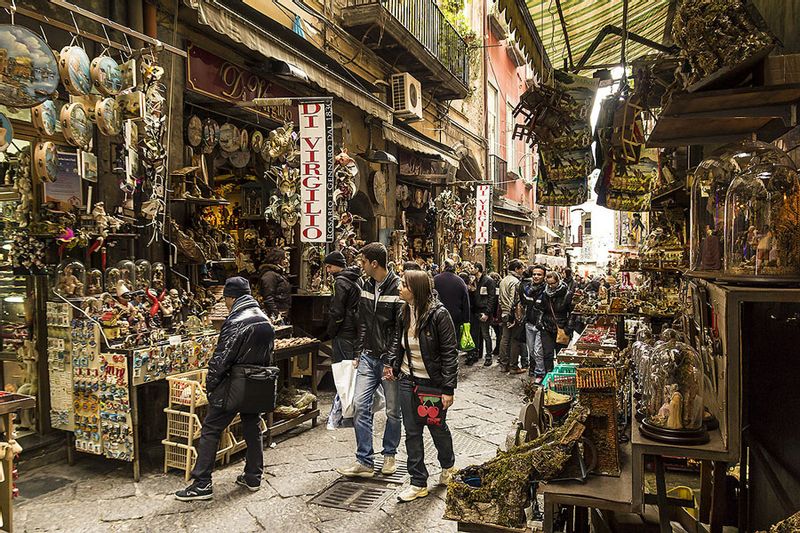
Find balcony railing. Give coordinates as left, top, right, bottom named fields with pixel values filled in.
left=490, top=154, right=508, bottom=195
left=343, top=0, right=470, bottom=98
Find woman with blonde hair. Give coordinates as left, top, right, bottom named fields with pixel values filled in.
left=394, top=270, right=459, bottom=502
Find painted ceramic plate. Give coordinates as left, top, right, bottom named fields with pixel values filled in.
left=33, top=141, right=58, bottom=182
left=251, top=131, right=264, bottom=152
left=90, top=55, right=122, bottom=96
left=60, top=102, right=93, bottom=148
left=187, top=115, right=202, bottom=147
left=58, top=45, right=92, bottom=96
left=0, top=25, right=59, bottom=108
left=229, top=150, right=250, bottom=168
left=0, top=113, right=12, bottom=152
left=240, top=129, right=249, bottom=152
left=219, top=123, right=240, bottom=152
left=202, top=118, right=219, bottom=152
left=32, top=100, right=58, bottom=136
left=95, top=97, right=122, bottom=136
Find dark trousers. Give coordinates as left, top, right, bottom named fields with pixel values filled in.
left=499, top=321, right=523, bottom=369
left=398, top=377, right=455, bottom=488
left=540, top=329, right=565, bottom=377
left=470, top=316, right=492, bottom=360
left=491, top=324, right=502, bottom=355
left=191, top=406, right=263, bottom=485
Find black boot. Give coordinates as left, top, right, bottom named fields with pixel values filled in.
left=483, top=358, right=493, bottom=367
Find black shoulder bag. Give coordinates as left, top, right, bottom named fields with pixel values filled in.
left=213, top=364, right=280, bottom=414
left=404, top=323, right=447, bottom=427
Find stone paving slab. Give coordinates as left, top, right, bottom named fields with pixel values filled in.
left=18, top=363, right=525, bottom=532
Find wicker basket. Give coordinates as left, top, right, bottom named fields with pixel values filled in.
left=163, top=432, right=232, bottom=481
left=167, top=370, right=208, bottom=411
left=164, top=408, right=204, bottom=443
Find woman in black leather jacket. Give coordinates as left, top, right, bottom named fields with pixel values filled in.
left=393, top=270, right=458, bottom=502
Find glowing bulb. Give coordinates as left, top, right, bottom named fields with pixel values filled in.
left=611, top=66, right=626, bottom=79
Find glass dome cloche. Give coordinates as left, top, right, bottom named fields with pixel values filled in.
left=53, top=260, right=86, bottom=298
left=724, top=164, right=800, bottom=279
left=134, top=260, right=151, bottom=291
left=690, top=140, right=796, bottom=274
left=86, top=268, right=103, bottom=296
left=116, top=260, right=136, bottom=293
left=640, top=328, right=708, bottom=445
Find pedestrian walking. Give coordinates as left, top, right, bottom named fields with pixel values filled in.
left=498, top=260, right=525, bottom=374
left=434, top=259, right=470, bottom=349
left=540, top=271, right=574, bottom=376
left=519, top=265, right=547, bottom=382
left=337, top=243, right=403, bottom=478
left=175, top=277, right=274, bottom=501
left=488, top=271, right=502, bottom=360
left=324, top=251, right=362, bottom=429
left=395, top=270, right=458, bottom=502
left=468, top=263, right=496, bottom=366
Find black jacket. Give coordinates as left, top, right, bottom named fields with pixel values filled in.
left=393, top=300, right=458, bottom=395
left=259, top=264, right=291, bottom=316
left=327, top=266, right=362, bottom=340
left=433, top=271, right=470, bottom=326
left=356, top=270, right=403, bottom=366
left=519, top=279, right=545, bottom=326
left=473, top=273, right=496, bottom=317
left=540, top=283, right=573, bottom=335
left=206, top=295, right=275, bottom=402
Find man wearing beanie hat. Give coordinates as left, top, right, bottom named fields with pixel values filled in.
left=324, top=251, right=362, bottom=429
left=176, top=276, right=274, bottom=501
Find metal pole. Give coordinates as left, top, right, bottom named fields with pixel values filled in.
left=554, top=0, right=574, bottom=71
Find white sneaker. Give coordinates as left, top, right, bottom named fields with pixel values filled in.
left=336, top=461, right=374, bottom=478
left=381, top=456, right=397, bottom=475
left=439, top=466, right=457, bottom=486
left=398, top=484, right=428, bottom=502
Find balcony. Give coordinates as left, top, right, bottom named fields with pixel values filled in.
left=489, top=154, right=508, bottom=195
left=341, top=0, right=470, bottom=100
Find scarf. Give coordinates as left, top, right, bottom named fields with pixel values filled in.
left=228, top=294, right=261, bottom=318
left=545, top=281, right=566, bottom=298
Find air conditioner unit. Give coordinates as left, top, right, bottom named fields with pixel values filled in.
left=390, top=73, right=423, bottom=121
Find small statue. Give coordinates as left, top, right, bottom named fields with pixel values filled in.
left=666, top=390, right=684, bottom=429
left=58, top=265, right=84, bottom=297
left=86, top=270, right=103, bottom=296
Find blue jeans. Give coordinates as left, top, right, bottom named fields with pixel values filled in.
left=526, top=323, right=545, bottom=377
left=353, top=353, right=401, bottom=467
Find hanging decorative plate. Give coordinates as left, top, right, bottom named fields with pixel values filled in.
left=58, top=45, right=92, bottom=96
left=229, top=150, right=251, bottom=168
left=187, top=115, right=202, bottom=147
left=60, top=102, right=92, bottom=149
left=33, top=141, right=58, bottom=182
left=90, top=55, right=122, bottom=96
left=251, top=131, right=264, bottom=153
left=240, top=129, right=249, bottom=152
left=202, top=118, right=219, bottom=152
left=95, top=97, right=122, bottom=136
left=32, top=100, right=58, bottom=136
left=0, top=113, right=12, bottom=153
left=0, top=25, right=59, bottom=107
left=219, top=123, right=240, bottom=152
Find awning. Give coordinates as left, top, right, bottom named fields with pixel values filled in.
left=382, top=123, right=460, bottom=168
left=495, top=211, right=532, bottom=226
left=498, top=0, right=671, bottom=71
left=536, top=224, right=559, bottom=238
left=185, top=0, right=393, bottom=122
left=494, top=199, right=533, bottom=227
left=534, top=254, right=567, bottom=268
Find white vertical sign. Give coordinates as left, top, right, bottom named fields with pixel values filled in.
left=299, top=100, right=334, bottom=242
left=475, top=184, right=492, bottom=244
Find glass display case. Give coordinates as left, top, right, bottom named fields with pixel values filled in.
left=116, top=260, right=136, bottom=292
left=86, top=268, right=103, bottom=296
left=134, top=260, right=151, bottom=291
left=53, top=260, right=86, bottom=298
left=151, top=262, right=165, bottom=292
left=724, top=164, right=800, bottom=279
left=105, top=267, right=121, bottom=293
left=640, top=328, right=708, bottom=444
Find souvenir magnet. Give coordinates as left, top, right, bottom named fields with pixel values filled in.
left=0, top=113, right=12, bottom=153
left=95, top=97, right=122, bottom=136
left=0, top=25, right=59, bottom=107
left=187, top=115, right=202, bottom=147
left=58, top=45, right=93, bottom=96
left=60, top=102, right=92, bottom=149
left=33, top=141, right=58, bottom=182
left=90, top=55, right=123, bottom=96
left=32, top=100, right=58, bottom=136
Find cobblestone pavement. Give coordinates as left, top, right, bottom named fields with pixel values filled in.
left=17, top=359, right=527, bottom=532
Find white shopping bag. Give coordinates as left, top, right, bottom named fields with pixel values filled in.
left=333, top=360, right=388, bottom=419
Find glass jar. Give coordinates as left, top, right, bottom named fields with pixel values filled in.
left=640, top=328, right=708, bottom=444
left=105, top=267, right=121, bottom=293
left=151, top=262, right=166, bottom=292
left=116, top=260, right=136, bottom=292
left=724, top=164, right=800, bottom=278
left=134, top=260, right=151, bottom=291
left=53, top=260, right=86, bottom=298
left=86, top=268, right=103, bottom=296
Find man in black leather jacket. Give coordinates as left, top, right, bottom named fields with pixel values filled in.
left=337, top=243, right=404, bottom=479
left=469, top=262, right=496, bottom=366
left=176, top=277, right=274, bottom=501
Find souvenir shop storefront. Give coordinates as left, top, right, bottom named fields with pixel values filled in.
left=490, top=200, right=533, bottom=273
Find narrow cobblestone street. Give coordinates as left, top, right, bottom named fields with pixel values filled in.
left=17, top=361, right=525, bottom=532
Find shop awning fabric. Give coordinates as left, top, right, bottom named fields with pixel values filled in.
left=497, top=0, right=671, bottom=71
left=536, top=223, right=559, bottom=238
left=382, top=123, right=461, bottom=168
left=185, top=0, right=394, bottom=122
left=494, top=198, right=533, bottom=226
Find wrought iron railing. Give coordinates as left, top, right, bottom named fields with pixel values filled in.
left=349, top=0, right=470, bottom=88
left=490, top=154, right=508, bottom=194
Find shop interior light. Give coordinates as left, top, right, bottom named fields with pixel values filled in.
left=3, top=296, right=24, bottom=303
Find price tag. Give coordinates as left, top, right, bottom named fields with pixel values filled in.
left=168, top=335, right=182, bottom=346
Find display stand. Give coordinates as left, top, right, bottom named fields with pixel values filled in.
left=0, top=394, right=36, bottom=533
left=265, top=341, right=320, bottom=446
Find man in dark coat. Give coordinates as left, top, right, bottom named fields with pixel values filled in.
left=468, top=262, right=496, bottom=366
left=176, top=277, right=274, bottom=501
left=324, top=250, right=362, bottom=429
left=258, top=248, right=291, bottom=318
left=433, top=259, right=470, bottom=337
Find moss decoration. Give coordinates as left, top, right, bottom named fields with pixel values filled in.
left=444, top=403, right=590, bottom=529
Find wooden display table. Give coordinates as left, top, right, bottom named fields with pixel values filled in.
left=265, top=341, right=320, bottom=445
left=0, top=393, right=36, bottom=533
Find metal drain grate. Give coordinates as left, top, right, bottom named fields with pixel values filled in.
left=310, top=481, right=395, bottom=512
left=372, top=456, right=409, bottom=484
left=423, top=429, right=496, bottom=459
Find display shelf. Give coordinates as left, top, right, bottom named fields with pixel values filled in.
left=265, top=408, right=320, bottom=439
left=631, top=414, right=730, bottom=461
left=541, top=441, right=633, bottom=532
left=647, top=84, right=800, bottom=147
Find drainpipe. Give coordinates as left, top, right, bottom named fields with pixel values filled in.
left=143, top=1, right=158, bottom=38
left=128, top=0, right=144, bottom=46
